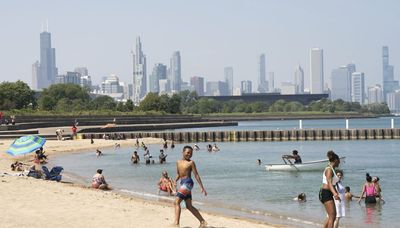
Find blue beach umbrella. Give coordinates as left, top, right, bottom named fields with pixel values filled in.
left=6, top=135, right=46, bottom=156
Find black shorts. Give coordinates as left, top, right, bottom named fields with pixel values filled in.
left=365, top=196, right=377, bottom=204
left=319, top=188, right=333, bottom=203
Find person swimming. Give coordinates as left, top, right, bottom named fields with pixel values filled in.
left=96, top=149, right=103, bottom=157
left=294, top=193, right=307, bottom=202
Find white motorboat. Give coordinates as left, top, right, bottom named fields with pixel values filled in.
left=265, top=157, right=346, bottom=172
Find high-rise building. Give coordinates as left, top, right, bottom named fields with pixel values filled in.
left=132, top=36, right=147, bottom=103
left=368, top=84, right=383, bottom=104
left=102, top=75, right=124, bottom=94
left=268, top=72, right=275, bottom=92
left=149, top=63, right=167, bottom=93
left=80, top=76, right=92, bottom=89
left=351, top=72, right=365, bottom=104
left=159, top=79, right=170, bottom=94
left=257, top=54, right=268, bottom=93
left=241, top=80, right=252, bottom=94
left=281, top=82, right=296, bottom=94
left=169, top=51, right=181, bottom=92
left=32, top=61, right=40, bottom=90
left=387, top=90, right=400, bottom=113
left=310, top=48, right=324, bottom=94
left=37, top=26, right=58, bottom=89
left=331, top=66, right=352, bottom=101
left=206, top=81, right=228, bottom=96
left=382, top=46, right=398, bottom=101
left=74, top=67, right=89, bottom=76
left=56, top=72, right=81, bottom=85
left=294, top=64, right=304, bottom=94
left=190, top=76, right=204, bottom=96
left=224, top=67, right=233, bottom=95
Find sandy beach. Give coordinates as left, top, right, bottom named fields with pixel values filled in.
left=0, top=139, right=278, bottom=228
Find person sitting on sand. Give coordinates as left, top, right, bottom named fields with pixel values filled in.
left=10, top=161, right=24, bottom=171
left=159, top=150, right=167, bottom=164
left=294, top=193, right=307, bottom=202
left=131, top=151, right=140, bottom=164
left=158, top=171, right=176, bottom=196
left=96, top=149, right=103, bottom=157
left=174, top=146, right=207, bottom=227
left=211, top=143, right=220, bottom=152
left=282, top=150, right=302, bottom=164
left=92, top=169, right=109, bottom=190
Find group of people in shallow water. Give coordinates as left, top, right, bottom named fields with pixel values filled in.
left=319, top=150, right=383, bottom=228
left=91, top=144, right=208, bottom=227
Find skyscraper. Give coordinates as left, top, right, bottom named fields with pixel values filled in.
left=257, top=54, right=268, bottom=93
left=169, top=51, right=181, bottom=92
left=74, top=67, right=89, bottom=76
left=241, top=80, right=252, bottom=94
left=37, top=26, right=58, bottom=89
left=331, top=65, right=352, bottom=101
left=149, top=63, right=167, bottom=93
left=368, top=84, right=383, bottom=104
left=310, top=48, right=324, bottom=94
left=351, top=72, right=365, bottom=104
left=382, top=46, right=398, bottom=101
left=190, top=76, right=204, bottom=96
left=32, top=61, right=40, bottom=90
left=132, top=37, right=147, bottom=103
left=224, top=67, right=233, bottom=95
left=268, top=72, right=275, bottom=92
left=206, top=81, right=228, bottom=96
left=294, top=64, right=304, bottom=94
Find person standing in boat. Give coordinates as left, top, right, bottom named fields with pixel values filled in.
left=282, top=150, right=302, bottom=164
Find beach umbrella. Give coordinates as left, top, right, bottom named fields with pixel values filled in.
left=6, top=135, right=46, bottom=156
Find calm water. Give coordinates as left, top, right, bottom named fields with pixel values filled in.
left=52, top=119, right=400, bottom=227
left=165, top=116, right=400, bottom=132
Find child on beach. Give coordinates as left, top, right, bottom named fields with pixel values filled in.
left=174, top=146, right=207, bottom=227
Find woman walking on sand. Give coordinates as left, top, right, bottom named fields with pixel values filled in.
left=319, top=151, right=341, bottom=228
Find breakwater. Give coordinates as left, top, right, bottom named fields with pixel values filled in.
left=79, top=128, right=400, bottom=142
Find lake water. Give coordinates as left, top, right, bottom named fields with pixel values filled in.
left=165, top=116, right=400, bottom=132
left=52, top=119, right=400, bottom=228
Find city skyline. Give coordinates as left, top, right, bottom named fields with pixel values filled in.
left=1, top=0, right=400, bottom=90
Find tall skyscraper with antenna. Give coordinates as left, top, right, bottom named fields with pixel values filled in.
left=132, top=37, right=147, bottom=103
left=35, top=21, right=58, bottom=89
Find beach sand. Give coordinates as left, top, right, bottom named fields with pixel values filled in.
left=0, top=139, right=278, bottom=228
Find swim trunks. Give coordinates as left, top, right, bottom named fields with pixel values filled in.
left=319, top=188, right=333, bottom=203
left=177, top=178, right=194, bottom=200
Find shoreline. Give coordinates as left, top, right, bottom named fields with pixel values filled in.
left=0, top=138, right=280, bottom=228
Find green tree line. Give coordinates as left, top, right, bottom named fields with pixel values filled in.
left=0, top=81, right=390, bottom=115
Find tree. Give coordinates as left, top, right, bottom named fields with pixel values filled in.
left=168, top=94, right=182, bottom=114
left=38, top=84, right=90, bottom=110
left=0, top=81, right=36, bottom=110
left=91, top=95, right=117, bottom=110
left=139, top=93, right=160, bottom=111
left=125, top=99, right=134, bottom=112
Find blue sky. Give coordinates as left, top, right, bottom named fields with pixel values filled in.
left=0, top=0, right=399, bottom=89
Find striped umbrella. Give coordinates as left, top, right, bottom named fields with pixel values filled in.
left=6, top=135, right=46, bottom=156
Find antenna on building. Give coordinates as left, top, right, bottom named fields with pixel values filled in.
left=46, top=19, right=49, bottom=32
